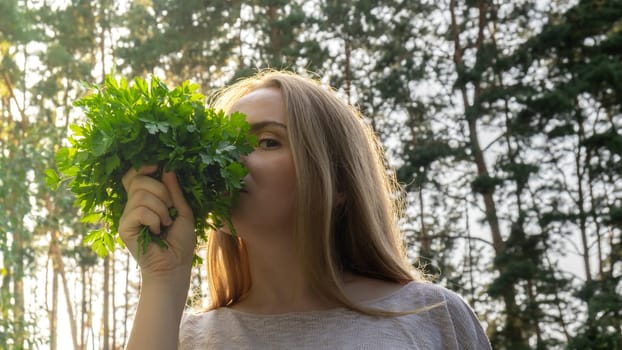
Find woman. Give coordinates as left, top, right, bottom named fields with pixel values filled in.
left=119, top=70, right=491, bottom=349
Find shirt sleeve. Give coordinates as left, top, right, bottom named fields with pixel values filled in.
left=442, top=289, right=492, bottom=350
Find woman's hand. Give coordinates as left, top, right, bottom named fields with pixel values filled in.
left=119, top=165, right=195, bottom=350
left=118, top=164, right=196, bottom=281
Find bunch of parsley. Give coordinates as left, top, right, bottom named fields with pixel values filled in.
left=47, top=75, right=254, bottom=264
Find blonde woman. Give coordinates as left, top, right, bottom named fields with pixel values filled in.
left=119, top=70, right=491, bottom=349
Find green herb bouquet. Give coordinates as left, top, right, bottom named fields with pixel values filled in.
left=47, top=75, right=255, bottom=264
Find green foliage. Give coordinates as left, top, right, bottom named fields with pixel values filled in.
left=116, top=0, right=242, bottom=89
left=569, top=278, right=622, bottom=350
left=470, top=174, right=504, bottom=195
left=49, top=74, right=255, bottom=262
left=0, top=0, right=34, bottom=44
left=499, top=162, right=539, bottom=191
left=583, top=128, right=622, bottom=155
left=489, top=221, right=544, bottom=296
left=608, top=206, right=622, bottom=226
left=231, top=0, right=322, bottom=74
left=489, top=1, right=622, bottom=348
left=398, top=137, right=466, bottom=188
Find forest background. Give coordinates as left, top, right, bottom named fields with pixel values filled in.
left=1, top=0, right=621, bottom=349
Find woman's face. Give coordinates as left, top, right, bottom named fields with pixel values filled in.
left=229, top=87, right=296, bottom=238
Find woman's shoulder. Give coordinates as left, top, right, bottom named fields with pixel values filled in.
left=342, top=273, right=460, bottom=301
left=361, top=279, right=458, bottom=307
left=181, top=306, right=228, bottom=328
left=372, top=280, right=482, bottom=322
left=368, top=281, right=491, bottom=349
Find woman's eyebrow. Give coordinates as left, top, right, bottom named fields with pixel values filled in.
left=249, top=121, right=287, bottom=133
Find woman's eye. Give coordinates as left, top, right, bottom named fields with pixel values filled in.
left=258, top=138, right=280, bottom=149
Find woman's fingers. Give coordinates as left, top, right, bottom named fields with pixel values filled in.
left=122, top=164, right=159, bottom=191
left=161, top=170, right=193, bottom=219
left=117, top=165, right=197, bottom=274
left=119, top=165, right=172, bottom=247
left=125, top=205, right=164, bottom=236
left=133, top=178, right=173, bottom=207
left=125, top=190, right=173, bottom=229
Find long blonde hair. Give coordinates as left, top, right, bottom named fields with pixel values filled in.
left=205, top=70, right=424, bottom=313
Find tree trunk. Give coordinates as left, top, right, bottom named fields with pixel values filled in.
left=1, top=73, right=28, bottom=127
left=99, top=3, right=111, bottom=346
left=587, top=169, right=604, bottom=280
left=527, top=279, right=543, bottom=347
left=449, top=0, right=525, bottom=346
left=50, top=232, right=80, bottom=349
left=81, top=265, right=86, bottom=350
left=418, top=185, right=430, bottom=255
left=122, top=253, right=131, bottom=348
left=268, top=4, right=281, bottom=66
left=575, top=109, right=592, bottom=281
left=10, top=115, right=26, bottom=347
left=49, top=248, right=59, bottom=350
left=112, top=253, right=117, bottom=350
left=344, top=36, right=352, bottom=106
left=103, top=256, right=110, bottom=350
left=87, top=268, right=95, bottom=348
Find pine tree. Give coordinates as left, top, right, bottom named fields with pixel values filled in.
left=504, top=0, right=622, bottom=347
left=27, top=1, right=103, bottom=348
left=116, top=0, right=242, bottom=90
left=0, top=0, right=41, bottom=347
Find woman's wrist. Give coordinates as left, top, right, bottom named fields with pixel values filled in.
left=126, top=268, right=191, bottom=350
left=141, top=267, right=191, bottom=300
left=142, top=265, right=191, bottom=284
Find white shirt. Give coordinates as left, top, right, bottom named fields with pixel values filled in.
left=180, top=282, right=491, bottom=349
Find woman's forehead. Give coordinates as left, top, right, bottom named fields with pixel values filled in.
left=231, top=88, right=287, bottom=125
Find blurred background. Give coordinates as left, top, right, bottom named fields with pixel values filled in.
left=1, top=0, right=621, bottom=349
